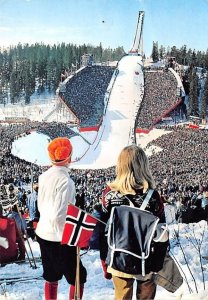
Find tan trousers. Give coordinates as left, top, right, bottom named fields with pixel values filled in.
left=112, top=276, right=156, bottom=300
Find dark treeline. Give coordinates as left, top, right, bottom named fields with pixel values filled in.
left=182, top=65, right=208, bottom=118
left=0, top=42, right=125, bottom=105
left=151, top=42, right=208, bottom=69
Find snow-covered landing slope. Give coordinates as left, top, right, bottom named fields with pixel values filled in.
left=71, top=55, right=144, bottom=169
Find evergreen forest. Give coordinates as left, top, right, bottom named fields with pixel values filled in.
left=0, top=42, right=125, bottom=104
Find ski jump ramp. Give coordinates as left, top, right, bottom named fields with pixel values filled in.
left=71, top=55, right=144, bottom=169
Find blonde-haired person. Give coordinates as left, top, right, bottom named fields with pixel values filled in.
left=100, top=145, right=165, bottom=300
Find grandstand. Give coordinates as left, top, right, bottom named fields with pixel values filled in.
left=59, top=65, right=115, bottom=128
left=136, top=69, right=184, bottom=132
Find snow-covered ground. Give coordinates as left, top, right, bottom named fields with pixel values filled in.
left=1, top=221, right=207, bottom=300
left=11, top=127, right=171, bottom=167
left=11, top=131, right=93, bottom=166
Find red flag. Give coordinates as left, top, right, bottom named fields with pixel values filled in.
left=188, top=123, right=199, bottom=129
left=62, top=205, right=98, bottom=248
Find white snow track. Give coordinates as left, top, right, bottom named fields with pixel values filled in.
left=71, top=55, right=144, bottom=169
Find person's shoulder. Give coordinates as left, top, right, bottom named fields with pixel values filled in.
left=39, top=167, right=51, bottom=178
left=103, top=187, right=122, bottom=200
left=149, top=189, right=160, bottom=199
left=103, top=186, right=111, bottom=198
left=55, top=171, right=75, bottom=189
left=67, top=176, right=75, bottom=187
left=102, top=187, right=125, bottom=211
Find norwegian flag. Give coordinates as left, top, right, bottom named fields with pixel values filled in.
left=62, top=205, right=98, bottom=248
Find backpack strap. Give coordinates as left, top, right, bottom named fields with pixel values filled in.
left=125, top=197, right=135, bottom=207
left=140, top=189, right=154, bottom=210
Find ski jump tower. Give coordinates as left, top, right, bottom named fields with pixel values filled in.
left=129, top=11, right=145, bottom=55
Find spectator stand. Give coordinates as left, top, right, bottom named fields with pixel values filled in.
left=59, top=65, right=115, bottom=129
left=135, top=69, right=182, bottom=132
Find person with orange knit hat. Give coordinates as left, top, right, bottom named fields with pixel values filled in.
left=36, top=137, right=87, bottom=300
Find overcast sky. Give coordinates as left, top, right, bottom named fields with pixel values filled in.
left=0, top=0, right=208, bottom=55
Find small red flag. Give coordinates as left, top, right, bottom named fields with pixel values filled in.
left=62, top=205, right=98, bottom=248
left=188, top=123, right=199, bottom=129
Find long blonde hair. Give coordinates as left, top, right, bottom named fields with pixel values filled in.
left=109, top=145, right=155, bottom=195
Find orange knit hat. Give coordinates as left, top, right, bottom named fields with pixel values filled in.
left=48, top=137, right=73, bottom=166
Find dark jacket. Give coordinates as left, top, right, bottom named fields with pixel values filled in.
left=102, top=187, right=165, bottom=222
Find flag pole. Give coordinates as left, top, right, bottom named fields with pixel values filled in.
left=16, top=204, right=37, bottom=269
left=75, top=247, right=81, bottom=300
left=15, top=217, right=33, bottom=268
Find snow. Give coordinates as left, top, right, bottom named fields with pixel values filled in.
left=11, top=131, right=94, bottom=166
left=11, top=132, right=51, bottom=166
left=0, top=101, right=58, bottom=123
left=1, top=222, right=207, bottom=300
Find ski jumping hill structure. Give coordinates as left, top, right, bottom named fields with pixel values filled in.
left=56, top=11, right=185, bottom=169
left=70, top=55, right=144, bottom=169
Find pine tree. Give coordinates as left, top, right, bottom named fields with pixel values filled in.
left=10, top=70, right=20, bottom=103
left=186, top=49, right=193, bottom=67
left=204, top=49, right=208, bottom=69
left=170, top=46, right=178, bottom=60
left=191, top=50, right=197, bottom=67
left=159, top=45, right=166, bottom=60
left=98, top=42, right=103, bottom=62
left=180, top=45, right=187, bottom=65
left=196, top=51, right=203, bottom=68
left=188, top=69, right=199, bottom=117
left=201, top=76, right=208, bottom=119
left=113, top=46, right=125, bottom=60
left=151, top=41, right=159, bottom=62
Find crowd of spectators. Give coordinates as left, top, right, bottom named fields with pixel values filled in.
left=148, top=126, right=208, bottom=194
left=146, top=126, right=208, bottom=222
left=70, top=167, right=115, bottom=212
left=0, top=122, right=42, bottom=186
left=70, top=126, right=208, bottom=222
left=0, top=121, right=115, bottom=214
left=69, top=126, right=208, bottom=219
left=59, top=66, right=115, bottom=127
left=136, top=70, right=178, bottom=129
left=36, top=122, right=77, bottom=140
left=0, top=121, right=77, bottom=187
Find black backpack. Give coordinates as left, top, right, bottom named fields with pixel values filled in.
left=105, top=189, right=169, bottom=276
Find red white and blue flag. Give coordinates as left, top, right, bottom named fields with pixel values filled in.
left=62, top=205, right=98, bottom=248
